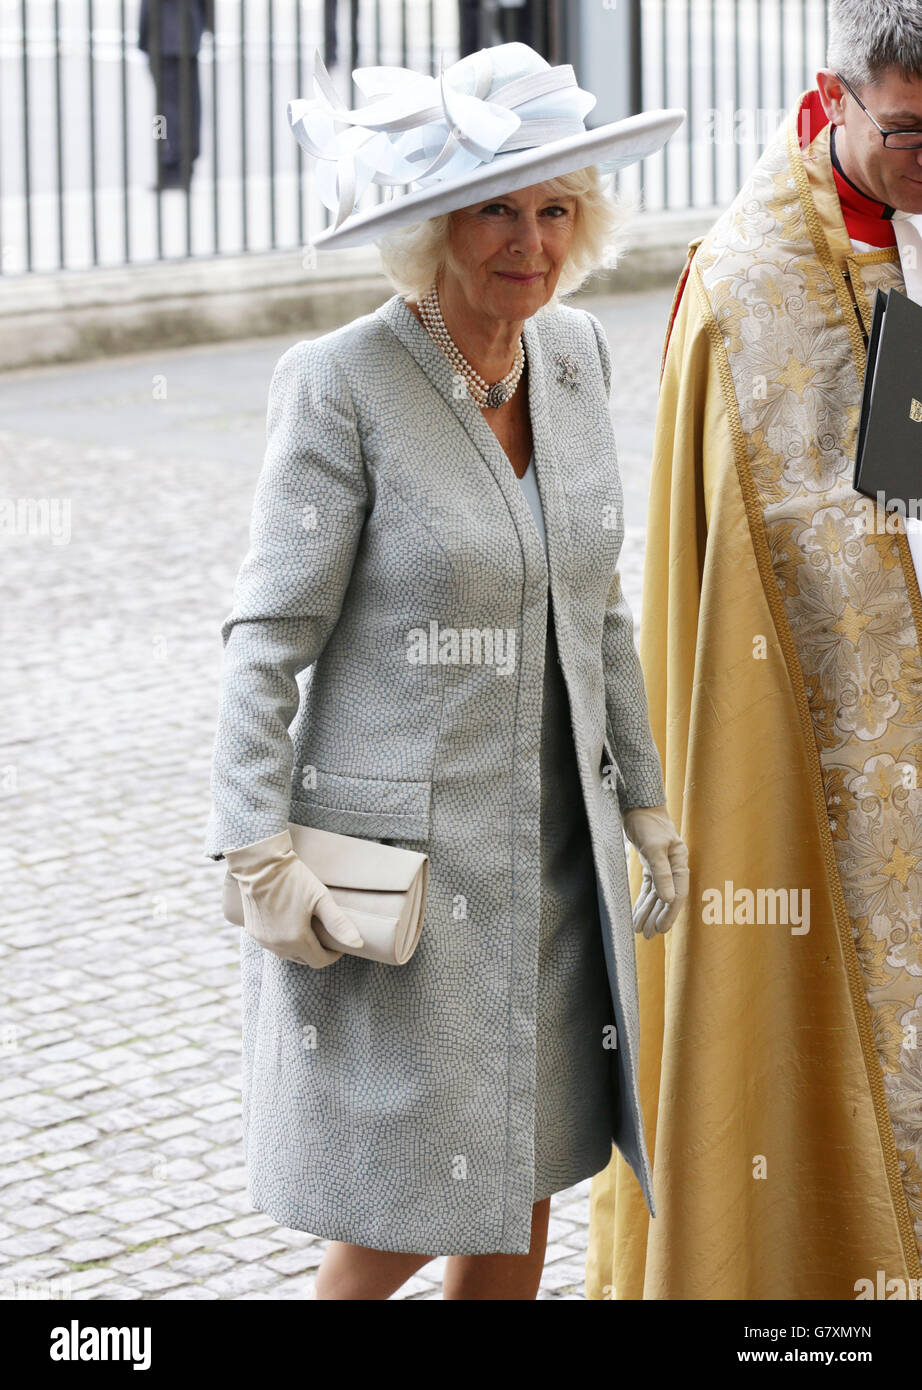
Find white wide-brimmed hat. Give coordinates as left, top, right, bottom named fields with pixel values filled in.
left=288, top=42, right=685, bottom=250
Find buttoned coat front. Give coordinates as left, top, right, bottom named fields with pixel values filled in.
left=203, top=292, right=667, bottom=1255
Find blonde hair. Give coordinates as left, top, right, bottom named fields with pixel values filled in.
left=376, top=165, right=636, bottom=312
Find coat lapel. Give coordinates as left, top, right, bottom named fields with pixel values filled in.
left=376, top=293, right=572, bottom=594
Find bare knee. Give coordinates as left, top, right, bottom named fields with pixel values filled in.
left=314, top=1240, right=435, bottom=1300
left=442, top=1198, right=551, bottom=1300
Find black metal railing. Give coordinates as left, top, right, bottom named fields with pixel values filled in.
left=0, top=0, right=833, bottom=277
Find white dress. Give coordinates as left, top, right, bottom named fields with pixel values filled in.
left=518, top=454, right=617, bottom=1200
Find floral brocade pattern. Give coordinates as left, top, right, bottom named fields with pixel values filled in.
left=696, top=119, right=922, bottom=1255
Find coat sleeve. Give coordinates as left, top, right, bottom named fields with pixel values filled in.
left=585, top=309, right=667, bottom=813
left=203, top=339, right=369, bottom=860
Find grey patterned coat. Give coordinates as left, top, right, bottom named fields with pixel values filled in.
left=203, top=292, right=667, bottom=1255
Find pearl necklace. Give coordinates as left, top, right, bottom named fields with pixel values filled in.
left=417, top=282, right=525, bottom=409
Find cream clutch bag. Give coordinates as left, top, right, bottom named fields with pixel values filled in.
left=222, top=821, right=429, bottom=966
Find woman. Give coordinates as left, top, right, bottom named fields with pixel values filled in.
left=204, top=42, right=689, bottom=1300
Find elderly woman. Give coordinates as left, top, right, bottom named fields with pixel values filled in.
left=204, top=42, right=688, bottom=1300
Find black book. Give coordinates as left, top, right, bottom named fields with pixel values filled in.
left=854, top=287, right=922, bottom=516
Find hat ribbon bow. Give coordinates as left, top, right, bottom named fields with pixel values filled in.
left=288, top=47, right=595, bottom=231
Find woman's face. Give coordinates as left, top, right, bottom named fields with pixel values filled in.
left=441, top=180, right=578, bottom=322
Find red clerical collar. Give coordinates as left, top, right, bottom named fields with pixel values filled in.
left=830, top=125, right=897, bottom=246
left=798, top=90, right=896, bottom=247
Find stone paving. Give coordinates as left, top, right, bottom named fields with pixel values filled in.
left=0, top=284, right=678, bottom=1300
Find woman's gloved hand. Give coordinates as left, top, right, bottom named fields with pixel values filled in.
left=223, top=829, right=365, bottom=967
left=622, top=805, right=689, bottom=939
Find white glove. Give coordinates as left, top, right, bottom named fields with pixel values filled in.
left=223, top=829, right=365, bottom=967
left=622, top=805, right=689, bottom=939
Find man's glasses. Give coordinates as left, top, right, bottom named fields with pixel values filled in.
left=835, top=72, right=922, bottom=149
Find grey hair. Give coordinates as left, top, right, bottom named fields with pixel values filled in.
left=827, top=0, right=922, bottom=87
left=375, top=165, right=638, bottom=312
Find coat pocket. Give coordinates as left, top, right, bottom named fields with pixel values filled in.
left=600, top=734, right=620, bottom=779
left=290, top=769, right=432, bottom=842
left=600, top=736, right=626, bottom=807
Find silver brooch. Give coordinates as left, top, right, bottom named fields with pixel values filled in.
left=555, top=352, right=580, bottom=389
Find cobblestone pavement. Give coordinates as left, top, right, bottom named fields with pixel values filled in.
left=0, top=285, right=677, bottom=1300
